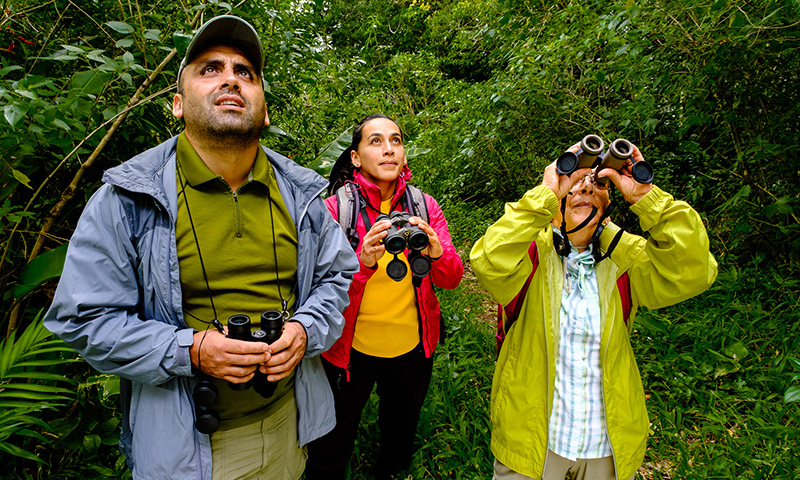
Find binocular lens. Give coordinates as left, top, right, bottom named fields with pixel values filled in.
left=227, top=314, right=251, bottom=338
left=260, top=310, right=283, bottom=334
left=385, top=235, right=406, bottom=255
left=584, top=135, right=603, bottom=153
left=407, top=231, right=429, bottom=251
left=613, top=140, right=631, bottom=156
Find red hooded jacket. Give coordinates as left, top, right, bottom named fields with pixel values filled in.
left=323, top=170, right=463, bottom=371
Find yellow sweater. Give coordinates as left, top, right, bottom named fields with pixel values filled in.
left=354, top=199, right=420, bottom=357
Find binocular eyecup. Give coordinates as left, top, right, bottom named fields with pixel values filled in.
left=227, top=312, right=283, bottom=396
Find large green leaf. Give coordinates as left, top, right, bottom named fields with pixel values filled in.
left=12, top=243, right=68, bottom=299
left=105, top=21, right=134, bottom=35
left=0, top=313, right=77, bottom=464
left=0, top=440, right=43, bottom=464
left=785, top=386, right=800, bottom=403
left=66, top=69, right=114, bottom=103
left=310, top=129, right=352, bottom=175
left=3, top=103, right=29, bottom=128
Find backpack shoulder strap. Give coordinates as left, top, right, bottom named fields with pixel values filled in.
left=335, top=184, right=361, bottom=251
left=496, top=241, right=538, bottom=355
left=405, top=184, right=429, bottom=223
left=616, top=271, right=633, bottom=327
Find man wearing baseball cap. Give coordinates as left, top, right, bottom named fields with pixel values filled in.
left=45, top=15, right=358, bottom=479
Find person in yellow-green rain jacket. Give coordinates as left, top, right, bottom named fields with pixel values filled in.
left=470, top=140, right=717, bottom=480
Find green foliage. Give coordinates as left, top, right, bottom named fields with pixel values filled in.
left=25, top=372, right=131, bottom=480
left=0, top=312, right=77, bottom=465
left=634, top=264, right=800, bottom=478
left=0, top=0, right=797, bottom=477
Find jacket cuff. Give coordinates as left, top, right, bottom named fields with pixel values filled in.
left=176, top=328, right=195, bottom=377
left=630, top=185, right=671, bottom=232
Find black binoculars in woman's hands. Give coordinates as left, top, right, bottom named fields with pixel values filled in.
left=556, top=135, right=654, bottom=184
left=376, top=211, right=431, bottom=283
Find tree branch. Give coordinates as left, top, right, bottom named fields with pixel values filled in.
left=3, top=7, right=205, bottom=337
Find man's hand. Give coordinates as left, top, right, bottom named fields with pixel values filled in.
left=594, top=143, right=653, bottom=204
left=190, top=329, right=270, bottom=384
left=260, top=321, right=307, bottom=381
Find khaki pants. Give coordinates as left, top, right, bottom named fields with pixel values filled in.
left=210, top=392, right=306, bottom=480
left=493, top=450, right=620, bottom=480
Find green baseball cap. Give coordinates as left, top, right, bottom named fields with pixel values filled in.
left=177, top=15, right=264, bottom=87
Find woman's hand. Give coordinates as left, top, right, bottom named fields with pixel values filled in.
left=359, top=218, right=391, bottom=268
left=594, top=143, right=653, bottom=204
left=408, top=217, right=444, bottom=259
left=543, top=143, right=594, bottom=200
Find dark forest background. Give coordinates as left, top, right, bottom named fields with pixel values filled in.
left=0, top=1, right=798, bottom=478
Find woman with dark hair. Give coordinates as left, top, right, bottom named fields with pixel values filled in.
left=306, top=115, right=463, bottom=479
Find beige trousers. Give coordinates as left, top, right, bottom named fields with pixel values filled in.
left=210, top=392, right=306, bottom=480
left=493, top=450, right=619, bottom=480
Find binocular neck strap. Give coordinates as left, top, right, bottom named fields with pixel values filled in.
left=590, top=200, right=624, bottom=263
left=404, top=186, right=419, bottom=218
left=557, top=197, right=598, bottom=257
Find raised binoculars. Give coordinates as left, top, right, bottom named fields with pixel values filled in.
left=556, top=135, right=654, bottom=184
left=594, top=138, right=654, bottom=185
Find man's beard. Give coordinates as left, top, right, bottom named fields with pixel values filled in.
left=182, top=90, right=264, bottom=147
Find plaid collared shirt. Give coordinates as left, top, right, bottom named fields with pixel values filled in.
left=548, top=246, right=613, bottom=460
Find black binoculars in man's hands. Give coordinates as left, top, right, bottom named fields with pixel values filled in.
left=193, top=311, right=285, bottom=434
left=226, top=312, right=284, bottom=397
left=556, top=135, right=654, bottom=184
left=376, top=211, right=431, bottom=283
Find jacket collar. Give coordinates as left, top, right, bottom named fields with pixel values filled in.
left=102, top=135, right=328, bottom=222
left=352, top=166, right=413, bottom=213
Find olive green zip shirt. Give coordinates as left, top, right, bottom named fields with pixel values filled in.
left=175, top=133, right=298, bottom=424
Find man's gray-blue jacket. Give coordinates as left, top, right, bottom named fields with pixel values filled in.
left=44, top=137, right=359, bottom=480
